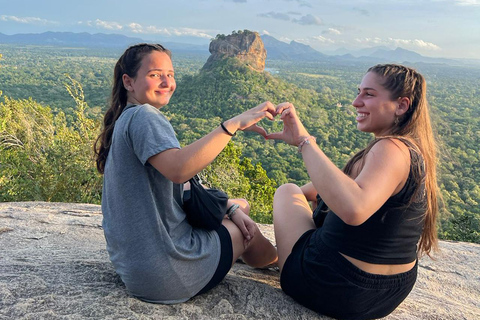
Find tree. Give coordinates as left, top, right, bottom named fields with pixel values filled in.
left=0, top=77, right=102, bottom=203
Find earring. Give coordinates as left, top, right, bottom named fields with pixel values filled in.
left=394, top=117, right=399, bottom=125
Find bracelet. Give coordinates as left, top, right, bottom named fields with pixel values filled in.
left=220, top=122, right=236, bottom=136
left=297, top=136, right=316, bottom=153
left=226, top=204, right=240, bottom=220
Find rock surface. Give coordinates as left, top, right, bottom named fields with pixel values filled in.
left=0, top=201, right=479, bottom=320
left=203, top=30, right=266, bottom=72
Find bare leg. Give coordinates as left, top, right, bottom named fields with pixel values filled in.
left=222, top=205, right=277, bottom=268
left=273, top=183, right=316, bottom=272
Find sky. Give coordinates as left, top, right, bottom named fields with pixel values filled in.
left=1, top=0, right=479, bottom=59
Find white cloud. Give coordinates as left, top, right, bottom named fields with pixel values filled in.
left=311, top=35, right=335, bottom=44
left=322, top=28, right=342, bottom=36
left=93, top=19, right=123, bottom=30
left=355, top=37, right=441, bottom=51
left=453, top=0, right=480, bottom=6
left=0, top=15, right=57, bottom=25
left=77, top=19, right=212, bottom=39
left=127, top=23, right=212, bottom=39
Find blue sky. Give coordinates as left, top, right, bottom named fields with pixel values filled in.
left=1, top=0, right=479, bottom=59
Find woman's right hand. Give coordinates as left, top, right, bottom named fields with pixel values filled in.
left=266, top=102, right=311, bottom=146
left=230, top=209, right=257, bottom=248
left=223, top=101, right=277, bottom=138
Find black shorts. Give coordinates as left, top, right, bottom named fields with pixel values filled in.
left=196, top=225, right=233, bottom=296
left=280, top=229, right=418, bottom=320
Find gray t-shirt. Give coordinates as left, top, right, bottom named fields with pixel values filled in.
left=101, top=104, right=220, bottom=304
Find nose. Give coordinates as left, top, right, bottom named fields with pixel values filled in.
left=352, top=95, right=362, bottom=108
left=160, top=75, right=172, bottom=87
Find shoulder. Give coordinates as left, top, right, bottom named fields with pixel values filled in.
left=129, top=104, right=170, bottom=124
left=368, top=138, right=411, bottom=160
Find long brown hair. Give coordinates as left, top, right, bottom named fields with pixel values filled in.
left=344, top=64, right=439, bottom=257
left=94, top=43, right=171, bottom=174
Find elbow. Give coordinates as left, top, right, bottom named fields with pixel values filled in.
left=337, top=206, right=368, bottom=226
left=168, top=172, right=189, bottom=184
left=342, top=216, right=365, bottom=226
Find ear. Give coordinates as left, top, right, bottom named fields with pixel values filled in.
left=396, top=97, right=410, bottom=116
left=122, top=74, right=133, bottom=92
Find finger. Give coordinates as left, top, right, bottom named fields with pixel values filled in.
left=237, top=221, right=251, bottom=241
left=275, top=102, right=293, bottom=114
left=247, top=222, right=256, bottom=239
left=265, top=132, right=284, bottom=140
left=280, top=108, right=292, bottom=119
left=261, top=101, right=276, bottom=112
left=248, top=125, right=268, bottom=137
left=263, top=110, right=275, bottom=120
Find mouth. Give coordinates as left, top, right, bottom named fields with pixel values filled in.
left=356, top=112, right=368, bottom=121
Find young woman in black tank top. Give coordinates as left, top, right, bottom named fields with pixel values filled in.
left=267, top=64, right=439, bottom=320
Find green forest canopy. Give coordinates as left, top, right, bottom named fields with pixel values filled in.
left=0, top=44, right=479, bottom=242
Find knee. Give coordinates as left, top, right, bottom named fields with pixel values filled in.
left=274, top=183, right=301, bottom=200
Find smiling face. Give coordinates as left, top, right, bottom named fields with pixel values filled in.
left=123, top=50, right=176, bottom=109
left=352, top=71, right=402, bottom=137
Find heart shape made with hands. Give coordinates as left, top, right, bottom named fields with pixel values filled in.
left=242, top=104, right=294, bottom=139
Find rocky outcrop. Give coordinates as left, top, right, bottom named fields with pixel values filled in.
left=1, top=202, right=479, bottom=319
left=203, top=30, right=267, bottom=72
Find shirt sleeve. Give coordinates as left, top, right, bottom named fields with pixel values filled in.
left=126, top=104, right=181, bottom=165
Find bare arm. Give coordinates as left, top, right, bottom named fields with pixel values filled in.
left=301, top=139, right=410, bottom=225
left=148, top=101, right=276, bottom=183
left=300, top=182, right=317, bottom=202
left=268, top=103, right=410, bottom=226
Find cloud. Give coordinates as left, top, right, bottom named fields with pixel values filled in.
left=92, top=19, right=123, bottom=30
left=258, top=11, right=291, bottom=21
left=311, top=35, right=335, bottom=44
left=322, top=28, right=342, bottom=36
left=0, top=15, right=57, bottom=25
left=293, top=14, right=323, bottom=26
left=353, top=7, right=370, bottom=16
left=78, top=19, right=212, bottom=39
left=355, top=37, right=441, bottom=51
left=127, top=23, right=212, bottom=39
left=453, top=0, right=480, bottom=6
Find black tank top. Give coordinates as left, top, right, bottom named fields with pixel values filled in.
left=315, top=146, right=426, bottom=264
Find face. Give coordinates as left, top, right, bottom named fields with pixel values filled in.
left=123, top=50, right=176, bottom=109
left=352, top=71, right=400, bottom=137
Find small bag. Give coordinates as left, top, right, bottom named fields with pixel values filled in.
left=312, top=194, right=329, bottom=228
left=183, top=175, right=228, bottom=230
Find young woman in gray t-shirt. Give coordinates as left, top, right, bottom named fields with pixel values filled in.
left=94, top=43, right=278, bottom=303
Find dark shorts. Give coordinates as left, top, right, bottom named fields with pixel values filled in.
left=281, top=229, right=418, bottom=320
left=196, top=224, right=233, bottom=296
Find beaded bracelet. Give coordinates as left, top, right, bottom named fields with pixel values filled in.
left=297, top=136, right=316, bottom=153
left=227, top=204, right=240, bottom=220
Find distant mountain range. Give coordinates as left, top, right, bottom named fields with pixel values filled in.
left=0, top=31, right=472, bottom=66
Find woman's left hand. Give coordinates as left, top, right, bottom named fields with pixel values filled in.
left=230, top=210, right=257, bottom=248
left=225, top=101, right=277, bottom=138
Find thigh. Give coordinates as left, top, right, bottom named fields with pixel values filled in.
left=273, top=183, right=316, bottom=271
left=221, top=218, right=248, bottom=264
left=195, top=225, right=233, bottom=296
